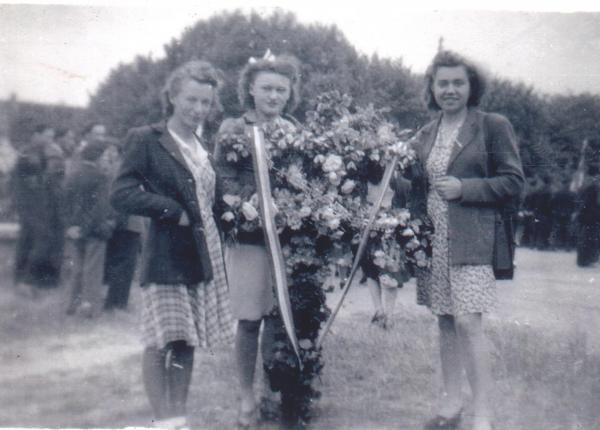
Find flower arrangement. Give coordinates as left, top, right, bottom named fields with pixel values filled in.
left=215, top=91, right=431, bottom=426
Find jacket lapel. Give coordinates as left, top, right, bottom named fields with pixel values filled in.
left=155, top=123, right=193, bottom=175
left=446, top=109, right=480, bottom=170
left=419, top=114, right=441, bottom=166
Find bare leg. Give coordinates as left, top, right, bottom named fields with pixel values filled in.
left=455, top=313, right=492, bottom=430
left=167, top=340, right=195, bottom=417
left=143, top=347, right=168, bottom=420
left=367, top=277, right=383, bottom=314
left=437, top=315, right=464, bottom=417
left=382, top=285, right=398, bottom=316
left=235, top=319, right=261, bottom=412
left=260, top=315, right=281, bottom=407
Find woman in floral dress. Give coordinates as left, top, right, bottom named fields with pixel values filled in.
left=410, top=51, right=524, bottom=430
left=111, top=60, right=233, bottom=430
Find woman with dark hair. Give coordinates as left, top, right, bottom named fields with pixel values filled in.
left=214, top=52, right=301, bottom=429
left=111, top=60, right=233, bottom=430
left=410, top=50, right=524, bottom=430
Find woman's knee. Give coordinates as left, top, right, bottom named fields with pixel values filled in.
left=454, top=313, right=483, bottom=338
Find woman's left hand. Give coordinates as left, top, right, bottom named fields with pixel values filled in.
left=434, top=176, right=462, bottom=200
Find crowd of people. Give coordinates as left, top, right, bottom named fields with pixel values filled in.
left=10, top=122, right=142, bottom=315
left=7, top=48, right=599, bottom=430
left=516, top=175, right=600, bottom=266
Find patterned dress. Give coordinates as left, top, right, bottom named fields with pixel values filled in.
left=417, top=121, right=496, bottom=316
left=140, top=131, right=234, bottom=349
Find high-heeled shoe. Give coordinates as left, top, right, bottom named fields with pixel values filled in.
left=423, top=408, right=463, bottom=430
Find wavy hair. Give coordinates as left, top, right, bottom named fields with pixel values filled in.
left=237, top=54, right=301, bottom=114
left=423, top=50, right=486, bottom=111
left=161, top=60, right=224, bottom=119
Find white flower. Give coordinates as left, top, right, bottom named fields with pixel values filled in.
left=326, top=217, right=341, bottom=230
left=241, top=202, right=259, bottom=221
left=313, top=154, right=325, bottom=164
left=298, top=339, right=313, bottom=350
left=328, top=171, right=339, bottom=185
left=286, top=164, right=306, bottom=190
left=221, top=211, right=235, bottom=222
left=377, top=124, right=395, bottom=143
left=322, top=154, right=343, bottom=173
left=401, top=228, right=415, bottom=237
left=321, top=207, right=335, bottom=220
left=249, top=193, right=259, bottom=207
left=341, top=179, right=356, bottom=194
left=223, top=194, right=241, bottom=207
left=390, top=140, right=408, bottom=156
left=299, top=206, right=312, bottom=218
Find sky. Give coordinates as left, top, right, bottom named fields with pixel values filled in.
left=0, top=0, right=599, bottom=107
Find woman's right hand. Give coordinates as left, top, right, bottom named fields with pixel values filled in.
left=179, top=211, right=191, bottom=226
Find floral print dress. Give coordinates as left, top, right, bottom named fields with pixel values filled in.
left=417, top=122, right=496, bottom=316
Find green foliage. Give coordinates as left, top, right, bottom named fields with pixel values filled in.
left=4, top=100, right=87, bottom=148
left=545, top=93, right=600, bottom=177
left=85, top=9, right=600, bottom=189
left=88, top=10, right=422, bottom=136
left=88, top=55, right=167, bottom=137
left=480, top=79, right=548, bottom=177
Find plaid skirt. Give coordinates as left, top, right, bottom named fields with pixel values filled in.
left=140, top=206, right=234, bottom=349
left=141, top=283, right=234, bottom=349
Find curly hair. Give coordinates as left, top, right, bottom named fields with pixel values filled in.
left=237, top=54, right=301, bottom=114
left=423, top=50, right=486, bottom=111
left=161, top=60, right=224, bottom=118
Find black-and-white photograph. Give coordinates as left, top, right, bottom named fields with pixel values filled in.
left=1, top=1, right=599, bottom=429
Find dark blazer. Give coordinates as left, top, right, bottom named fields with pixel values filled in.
left=65, top=160, right=114, bottom=240
left=410, top=109, right=525, bottom=265
left=110, top=122, right=222, bottom=286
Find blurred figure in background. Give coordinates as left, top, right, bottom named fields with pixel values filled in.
left=532, top=175, right=553, bottom=250
left=575, top=176, right=600, bottom=267
left=549, top=177, right=577, bottom=250
left=102, top=139, right=143, bottom=311
left=11, top=124, right=65, bottom=297
left=0, top=132, right=17, bottom=221
left=64, top=139, right=116, bottom=317
left=362, top=163, right=411, bottom=330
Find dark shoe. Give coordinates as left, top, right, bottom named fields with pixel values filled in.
left=423, top=409, right=462, bottom=430
left=371, top=311, right=386, bottom=329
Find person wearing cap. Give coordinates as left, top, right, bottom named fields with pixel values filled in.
left=64, top=138, right=116, bottom=317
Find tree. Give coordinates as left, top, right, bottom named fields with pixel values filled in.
left=545, top=93, right=600, bottom=178
left=88, top=10, right=421, bottom=136
left=481, top=79, right=548, bottom=177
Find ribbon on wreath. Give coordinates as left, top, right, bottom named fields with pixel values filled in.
left=251, top=126, right=302, bottom=368
left=317, top=153, right=400, bottom=349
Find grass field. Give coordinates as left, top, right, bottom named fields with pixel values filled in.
left=0, top=248, right=599, bottom=429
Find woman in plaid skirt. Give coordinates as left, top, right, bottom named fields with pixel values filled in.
left=111, top=61, right=234, bottom=430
